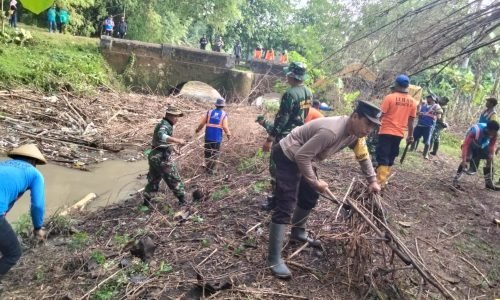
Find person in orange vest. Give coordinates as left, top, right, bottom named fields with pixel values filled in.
left=195, top=98, right=232, bottom=174
left=304, top=100, right=324, bottom=123
left=254, top=45, right=263, bottom=59
left=265, top=48, right=275, bottom=62
left=279, top=50, right=288, bottom=64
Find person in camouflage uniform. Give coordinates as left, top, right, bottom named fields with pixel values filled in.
left=260, top=62, right=313, bottom=211
left=143, top=107, right=187, bottom=206
left=429, top=96, right=449, bottom=156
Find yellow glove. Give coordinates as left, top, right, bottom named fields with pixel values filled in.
left=353, top=137, right=369, bottom=162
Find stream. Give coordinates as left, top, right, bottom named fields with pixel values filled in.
left=4, top=159, right=148, bottom=223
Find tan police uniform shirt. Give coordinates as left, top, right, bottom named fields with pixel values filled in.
left=279, top=116, right=377, bottom=186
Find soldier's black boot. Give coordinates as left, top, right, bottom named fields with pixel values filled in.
left=423, top=144, right=430, bottom=159
left=267, top=223, right=292, bottom=279
left=260, top=195, right=276, bottom=211
left=177, top=194, right=187, bottom=205
left=453, top=165, right=464, bottom=188
left=430, top=140, right=439, bottom=155
left=484, top=167, right=500, bottom=191
left=143, top=193, right=153, bottom=208
left=290, top=207, right=321, bottom=248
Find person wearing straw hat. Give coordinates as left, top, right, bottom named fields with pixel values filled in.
left=195, top=97, right=232, bottom=175
left=260, top=61, right=313, bottom=212
left=0, top=144, right=48, bottom=279
left=143, top=107, right=188, bottom=207
left=266, top=101, right=381, bottom=279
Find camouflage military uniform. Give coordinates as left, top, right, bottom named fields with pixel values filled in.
left=144, top=119, right=185, bottom=203
left=268, top=85, right=313, bottom=199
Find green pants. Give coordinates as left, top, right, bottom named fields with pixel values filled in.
left=144, top=150, right=185, bottom=200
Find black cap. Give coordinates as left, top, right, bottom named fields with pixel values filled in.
left=355, top=100, right=382, bottom=125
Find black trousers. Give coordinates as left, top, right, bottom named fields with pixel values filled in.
left=0, top=216, right=22, bottom=275
left=271, top=144, right=319, bottom=224
left=376, top=134, right=403, bottom=166
left=204, top=141, right=221, bottom=161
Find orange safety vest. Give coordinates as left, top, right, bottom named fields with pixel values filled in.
left=265, top=50, right=275, bottom=61
left=279, top=54, right=288, bottom=64
left=254, top=49, right=262, bottom=59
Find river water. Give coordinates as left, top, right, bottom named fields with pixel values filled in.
left=4, top=159, right=148, bottom=223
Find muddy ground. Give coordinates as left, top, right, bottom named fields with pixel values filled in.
left=1, top=91, right=499, bottom=300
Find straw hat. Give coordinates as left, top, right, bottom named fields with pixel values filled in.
left=8, top=144, right=48, bottom=165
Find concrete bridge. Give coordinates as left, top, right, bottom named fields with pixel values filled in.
left=100, top=36, right=286, bottom=101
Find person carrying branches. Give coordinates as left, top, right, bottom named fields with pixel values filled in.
left=265, top=100, right=381, bottom=279
left=143, top=107, right=188, bottom=207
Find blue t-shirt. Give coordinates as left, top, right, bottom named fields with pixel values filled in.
left=47, top=8, right=56, bottom=22
left=0, top=159, right=45, bottom=229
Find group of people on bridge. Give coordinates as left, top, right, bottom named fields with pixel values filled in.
left=1, top=62, right=498, bottom=286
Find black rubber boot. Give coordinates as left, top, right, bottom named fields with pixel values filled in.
left=177, top=194, right=187, bottom=206
left=290, top=207, right=321, bottom=248
left=430, top=140, right=439, bottom=155
left=423, top=144, right=430, bottom=159
left=143, top=193, right=153, bottom=208
left=267, top=223, right=292, bottom=279
left=453, top=165, right=464, bottom=188
left=484, top=167, right=500, bottom=191
left=260, top=195, right=276, bottom=211
left=409, top=141, right=417, bottom=151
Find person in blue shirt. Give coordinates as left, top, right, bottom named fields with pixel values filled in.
left=47, top=5, right=57, bottom=33
left=411, top=94, right=443, bottom=159
left=0, top=144, right=47, bottom=279
left=195, top=98, right=232, bottom=174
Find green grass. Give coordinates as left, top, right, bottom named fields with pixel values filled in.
left=0, top=24, right=120, bottom=93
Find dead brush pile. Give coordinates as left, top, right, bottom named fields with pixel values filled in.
left=1, top=90, right=459, bottom=299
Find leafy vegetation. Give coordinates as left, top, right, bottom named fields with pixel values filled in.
left=0, top=26, right=116, bottom=93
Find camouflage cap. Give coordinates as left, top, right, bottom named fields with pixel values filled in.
left=164, top=106, right=184, bottom=117
left=284, top=62, right=308, bottom=81
left=255, top=115, right=265, bottom=122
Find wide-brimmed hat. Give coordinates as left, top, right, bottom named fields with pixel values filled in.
left=164, top=106, right=184, bottom=117
left=284, top=62, right=308, bottom=81
left=215, top=97, right=226, bottom=107
left=355, top=100, right=382, bottom=126
left=8, top=144, right=47, bottom=165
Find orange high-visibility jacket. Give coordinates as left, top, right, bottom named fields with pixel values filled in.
left=279, top=53, right=288, bottom=64
left=264, top=50, right=275, bottom=61
left=254, top=49, right=262, bottom=59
